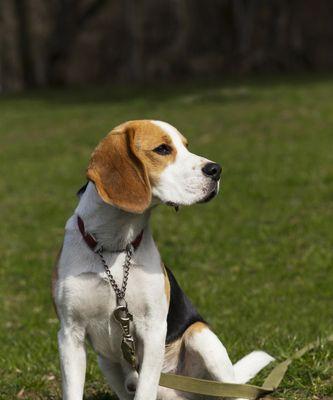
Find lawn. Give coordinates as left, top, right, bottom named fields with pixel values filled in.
left=0, top=76, right=332, bottom=400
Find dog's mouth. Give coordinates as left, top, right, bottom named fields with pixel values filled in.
left=198, top=186, right=218, bottom=204
left=165, top=183, right=219, bottom=209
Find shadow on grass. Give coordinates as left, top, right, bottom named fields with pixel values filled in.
left=2, top=72, right=333, bottom=107
left=85, top=392, right=117, bottom=400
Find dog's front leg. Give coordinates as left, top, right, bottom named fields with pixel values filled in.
left=58, top=325, right=86, bottom=400
left=134, top=321, right=167, bottom=400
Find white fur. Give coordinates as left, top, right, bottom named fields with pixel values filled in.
left=55, top=121, right=274, bottom=400
left=151, top=120, right=218, bottom=206
left=56, top=183, right=168, bottom=400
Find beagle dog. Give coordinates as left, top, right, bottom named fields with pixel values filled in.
left=53, top=120, right=274, bottom=400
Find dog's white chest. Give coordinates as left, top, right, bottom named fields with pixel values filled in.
left=59, top=248, right=167, bottom=359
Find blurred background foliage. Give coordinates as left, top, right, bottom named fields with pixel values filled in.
left=2, top=0, right=333, bottom=92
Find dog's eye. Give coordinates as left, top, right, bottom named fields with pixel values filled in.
left=153, top=144, right=172, bottom=155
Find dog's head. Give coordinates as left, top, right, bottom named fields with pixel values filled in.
left=87, top=120, right=221, bottom=213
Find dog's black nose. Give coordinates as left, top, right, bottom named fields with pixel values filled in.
left=202, top=162, right=222, bottom=181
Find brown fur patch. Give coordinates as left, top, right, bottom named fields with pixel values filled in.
left=131, top=121, right=178, bottom=185
left=184, top=321, right=208, bottom=338
left=87, top=120, right=182, bottom=213
left=87, top=122, right=151, bottom=213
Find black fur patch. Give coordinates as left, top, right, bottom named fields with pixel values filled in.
left=165, top=266, right=205, bottom=344
left=76, top=182, right=88, bottom=197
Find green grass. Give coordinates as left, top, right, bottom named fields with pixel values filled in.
left=0, top=76, right=332, bottom=399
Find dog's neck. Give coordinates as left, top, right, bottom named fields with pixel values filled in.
left=75, top=182, right=151, bottom=251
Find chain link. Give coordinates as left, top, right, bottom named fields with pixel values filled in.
left=97, top=244, right=134, bottom=300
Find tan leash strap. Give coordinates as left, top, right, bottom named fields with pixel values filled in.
left=159, top=333, right=333, bottom=399
left=262, top=333, right=333, bottom=390
left=159, top=374, right=271, bottom=398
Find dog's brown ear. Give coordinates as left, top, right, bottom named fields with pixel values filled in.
left=87, top=127, right=151, bottom=213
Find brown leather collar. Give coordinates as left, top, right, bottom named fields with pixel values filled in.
left=77, top=215, right=143, bottom=252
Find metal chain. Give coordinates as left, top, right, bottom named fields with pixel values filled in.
left=97, top=243, right=134, bottom=300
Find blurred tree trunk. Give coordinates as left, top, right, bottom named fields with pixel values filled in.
left=124, top=0, right=145, bottom=81
left=46, top=0, right=76, bottom=85
left=46, top=0, right=109, bottom=85
left=231, top=0, right=257, bottom=72
left=157, top=0, right=191, bottom=66
left=0, top=0, right=3, bottom=92
left=13, top=0, right=37, bottom=88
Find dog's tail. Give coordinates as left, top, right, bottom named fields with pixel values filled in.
left=233, top=350, right=275, bottom=384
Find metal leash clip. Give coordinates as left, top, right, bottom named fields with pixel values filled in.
left=113, top=302, right=137, bottom=369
